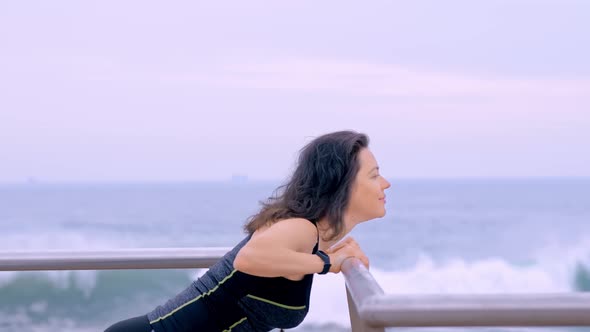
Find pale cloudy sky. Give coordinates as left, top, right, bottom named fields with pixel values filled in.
left=1, top=1, right=589, bottom=182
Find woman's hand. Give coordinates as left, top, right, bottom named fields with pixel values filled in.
left=325, top=237, right=369, bottom=273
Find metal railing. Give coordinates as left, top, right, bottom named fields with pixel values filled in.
left=0, top=248, right=229, bottom=271
left=340, top=258, right=590, bottom=331
left=2, top=249, right=590, bottom=331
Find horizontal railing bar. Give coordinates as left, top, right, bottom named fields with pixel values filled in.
left=342, top=258, right=590, bottom=327
left=5, top=250, right=590, bottom=327
left=0, top=248, right=230, bottom=271
left=361, top=293, right=590, bottom=326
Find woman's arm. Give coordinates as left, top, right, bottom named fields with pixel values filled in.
left=233, top=218, right=324, bottom=277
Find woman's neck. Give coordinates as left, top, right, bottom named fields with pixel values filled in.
left=316, top=217, right=355, bottom=251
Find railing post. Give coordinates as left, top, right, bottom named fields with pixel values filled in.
left=347, top=286, right=385, bottom=332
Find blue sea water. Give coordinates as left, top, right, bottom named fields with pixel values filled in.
left=0, top=178, right=589, bottom=332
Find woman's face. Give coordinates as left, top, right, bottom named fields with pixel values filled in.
left=347, top=148, right=391, bottom=222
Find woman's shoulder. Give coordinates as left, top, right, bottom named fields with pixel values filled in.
left=255, top=218, right=316, bottom=235
left=251, top=218, right=318, bottom=251
left=277, top=217, right=317, bottom=228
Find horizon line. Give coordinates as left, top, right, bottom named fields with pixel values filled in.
left=1, top=175, right=589, bottom=186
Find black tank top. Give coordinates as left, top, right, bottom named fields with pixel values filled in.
left=147, top=229, right=319, bottom=331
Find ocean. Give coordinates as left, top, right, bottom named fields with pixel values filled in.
left=0, top=178, right=589, bottom=332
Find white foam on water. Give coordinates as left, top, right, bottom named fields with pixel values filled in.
left=0, top=269, right=99, bottom=299
left=373, top=254, right=565, bottom=294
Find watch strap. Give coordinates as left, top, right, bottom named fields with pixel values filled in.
left=315, top=250, right=331, bottom=274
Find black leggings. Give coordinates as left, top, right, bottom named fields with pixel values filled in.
left=105, top=315, right=153, bottom=332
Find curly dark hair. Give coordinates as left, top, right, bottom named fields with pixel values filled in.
left=244, top=130, right=369, bottom=241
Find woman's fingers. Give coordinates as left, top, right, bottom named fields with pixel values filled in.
left=326, top=241, right=346, bottom=253
left=327, top=237, right=357, bottom=253
left=361, top=255, right=370, bottom=269
left=325, top=240, right=369, bottom=269
left=349, top=254, right=369, bottom=269
left=325, top=237, right=370, bottom=274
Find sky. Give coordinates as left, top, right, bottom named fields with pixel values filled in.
left=1, top=0, right=589, bottom=182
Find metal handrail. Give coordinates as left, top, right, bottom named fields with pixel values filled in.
left=0, top=248, right=229, bottom=271
left=341, top=258, right=590, bottom=330
left=342, top=258, right=386, bottom=332
left=3, top=249, right=590, bottom=330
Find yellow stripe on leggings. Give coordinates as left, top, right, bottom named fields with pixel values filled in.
left=246, top=294, right=307, bottom=310
left=223, top=317, right=247, bottom=331
left=149, top=269, right=239, bottom=324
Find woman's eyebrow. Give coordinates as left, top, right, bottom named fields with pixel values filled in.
left=368, top=166, right=379, bottom=174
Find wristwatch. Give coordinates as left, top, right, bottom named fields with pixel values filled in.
left=315, top=250, right=331, bottom=274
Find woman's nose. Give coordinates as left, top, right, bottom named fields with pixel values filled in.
left=383, top=178, right=391, bottom=189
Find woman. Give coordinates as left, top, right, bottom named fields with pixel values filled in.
left=105, top=130, right=391, bottom=332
